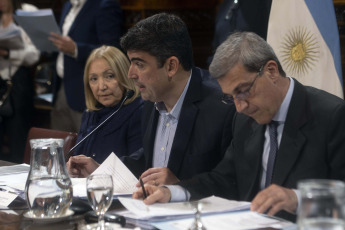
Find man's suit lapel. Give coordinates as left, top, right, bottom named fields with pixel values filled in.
left=167, top=69, right=201, bottom=176
left=272, top=79, right=309, bottom=186
left=60, top=2, right=72, bottom=27
left=243, top=121, right=266, bottom=200
left=68, top=0, right=93, bottom=35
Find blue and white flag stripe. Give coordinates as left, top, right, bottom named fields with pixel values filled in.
left=267, top=0, right=343, bottom=98
left=305, top=0, right=342, bottom=85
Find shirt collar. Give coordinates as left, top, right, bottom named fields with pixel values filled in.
left=155, top=70, right=192, bottom=120
left=272, top=76, right=294, bottom=123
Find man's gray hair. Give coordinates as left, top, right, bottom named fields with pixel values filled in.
left=209, top=32, right=285, bottom=79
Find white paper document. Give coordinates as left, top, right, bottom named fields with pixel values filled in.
left=152, top=210, right=295, bottom=230
left=118, top=196, right=250, bottom=220
left=0, top=164, right=29, bottom=175
left=0, top=164, right=29, bottom=192
left=72, top=152, right=138, bottom=197
left=0, top=27, right=23, bottom=49
left=14, top=9, right=60, bottom=52
left=37, top=93, right=53, bottom=103
left=0, top=164, right=29, bottom=201
left=0, top=191, right=18, bottom=207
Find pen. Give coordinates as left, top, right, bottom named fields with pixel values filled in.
left=139, top=178, right=147, bottom=199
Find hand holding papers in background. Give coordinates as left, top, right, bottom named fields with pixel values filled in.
left=72, top=152, right=138, bottom=198
left=14, top=9, right=60, bottom=52
left=0, top=26, right=24, bottom=50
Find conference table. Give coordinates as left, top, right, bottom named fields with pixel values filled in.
left=0, top=202, right=132, bottom=230
left=0, top=160, right=290, bottom=230
left=0, top=160, right=137, bottom=230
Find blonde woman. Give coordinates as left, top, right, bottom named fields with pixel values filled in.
left=71, top=46, right=143, bottom=165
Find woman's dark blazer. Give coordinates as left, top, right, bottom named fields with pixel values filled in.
left=74, top=97, right=144, bottom=163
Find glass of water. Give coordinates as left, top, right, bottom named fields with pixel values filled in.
left=87, top=174, right=114, bottom=230
left=297, top=179, right=345, bottom=230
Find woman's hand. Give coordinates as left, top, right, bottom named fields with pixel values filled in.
left=66, top=155, right=100, bottom=178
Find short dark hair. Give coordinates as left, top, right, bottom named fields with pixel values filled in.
left=120, top=13, right=194, bottom=70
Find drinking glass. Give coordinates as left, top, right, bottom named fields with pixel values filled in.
left=297, top=179, right=345, bottom=230
left=188, top=201, right=207, bottom=230
left=86, top=174, right=114, bottom=230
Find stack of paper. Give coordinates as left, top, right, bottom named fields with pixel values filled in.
left=14, top=9, right=60, bottom=52
left=117, top=196, right=250, bottom=220
left=114, top=196, right=295, bottom=230
left=0, top=164, right=30, bottom=207
left=0, top=27, right=23, bottom=49
left=151, top=211, right=296, bottom=230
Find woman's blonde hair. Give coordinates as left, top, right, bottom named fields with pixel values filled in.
left=83, top=46, right=139, bottom=111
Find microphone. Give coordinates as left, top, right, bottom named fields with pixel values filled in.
left=67, top=90, right=135, bottom=156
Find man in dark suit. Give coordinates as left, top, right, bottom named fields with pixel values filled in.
left=133, top=32, right=345, bottom=222
left=66, top=13, right=235, bottom=187
left=124, top=66, right=234, bottom=182
left=49, top=0, right=123, bottom=132
left=120, top=13, right=235, bottom=187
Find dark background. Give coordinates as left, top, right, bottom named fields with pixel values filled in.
left=23, top=0, right=345, bottom=128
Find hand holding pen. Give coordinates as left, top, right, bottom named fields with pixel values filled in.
left=133, top=179, right=172, bottom=205
left=139, top=178, right=147, bottom=199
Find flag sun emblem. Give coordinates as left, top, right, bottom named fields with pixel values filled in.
left=280, top=27, right=319, bottom=77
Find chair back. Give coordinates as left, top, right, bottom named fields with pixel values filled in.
left=23, top=127, right=78, bottom=164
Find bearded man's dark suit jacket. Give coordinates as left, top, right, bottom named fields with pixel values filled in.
left=179, top=79, right=345, bottom=221
left=124, top=67, right=236, bottom=180
left=54, top=0, right=123, bottom=112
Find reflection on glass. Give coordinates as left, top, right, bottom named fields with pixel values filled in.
left=188, top=201, right=207, bottom=230
left=298, top=179, right=345, bottom=230
left=25, top=138, right=73, bottom=218
left=86, top=174, right=113, bottom=230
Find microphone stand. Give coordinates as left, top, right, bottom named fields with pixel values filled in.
left=67, top=90, right=134, bottom=157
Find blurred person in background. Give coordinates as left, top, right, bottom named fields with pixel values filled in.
left=66, top=46, right=143, bottom=175
left=49, top=0, right=123, bottom=133
left=208, top=0, right=272, bottom=64
left=0, top=0, right=40, bottom=163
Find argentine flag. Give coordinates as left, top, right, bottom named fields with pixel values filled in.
left=267, top=0, right=343, bottom=98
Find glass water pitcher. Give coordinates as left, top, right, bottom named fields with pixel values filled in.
left=25, top=138, right=73, bottom=218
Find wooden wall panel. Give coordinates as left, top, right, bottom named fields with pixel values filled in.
left=119, top=0, right=220, bottom=69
